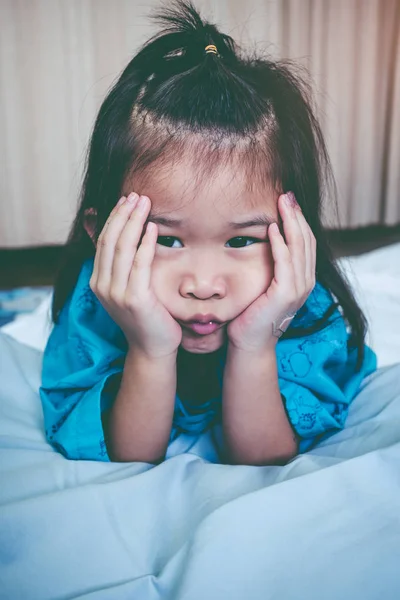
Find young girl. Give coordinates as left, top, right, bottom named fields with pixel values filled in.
left=39, top=0, right=377, bottom=466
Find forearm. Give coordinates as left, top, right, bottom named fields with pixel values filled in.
left=103, top=347, right=177, bottom=463
left=222, top=345, right=298, bottom=466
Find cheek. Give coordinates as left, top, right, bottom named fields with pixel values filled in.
left=226, top=247, right=275, bottom=307
left=261, top=246, right=275, bottom=288
left=242, top=258, right=274, bottom=299
left=244, top=242, right=274, bottom=277
left=149, top=262, right=168, bottom=298
left=149, top=247, right=274, bottom=298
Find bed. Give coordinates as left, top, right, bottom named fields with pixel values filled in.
left=1, top=244, right=400, bottom=599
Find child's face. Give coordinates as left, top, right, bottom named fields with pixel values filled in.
left=125, top=161, right=279, bottom=355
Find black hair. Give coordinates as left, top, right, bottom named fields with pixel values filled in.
left=51, top=0, right=368, bottom=369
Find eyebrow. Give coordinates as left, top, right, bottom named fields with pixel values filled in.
left=148, top=213, right=276, bottom=229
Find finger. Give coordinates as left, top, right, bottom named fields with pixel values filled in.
left=91, top=195, right=126, bottom=286
left=294, top=208, right=316, bottom=291
left=126, top=220, right=158, bottom=300
left=268, top=222, right=295, bottom=296
left=293, top=208, right=309, bottom=285
left=95, top=193, right=139, bottom=293
left=111, top=195, right=151, bottom=296
left=278, top=194, right=306, bottom=295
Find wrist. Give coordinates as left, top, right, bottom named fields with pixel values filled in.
left=226, top=340, right=277, bottom=362
left=127, top=344, right=178, bottom=364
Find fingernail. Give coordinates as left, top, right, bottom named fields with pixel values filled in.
left=284, top=191, right=298, bottom=209
left=127, top=192, right=139, bottom=204
left=117, top=196, right=126, bottom=206
left=137, top=195, right=148, bottom=210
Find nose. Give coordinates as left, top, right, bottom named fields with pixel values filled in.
left=179, top=257, right=227, bottom=300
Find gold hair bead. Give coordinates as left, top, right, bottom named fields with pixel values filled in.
left=205, top=44, right=218, bottom=55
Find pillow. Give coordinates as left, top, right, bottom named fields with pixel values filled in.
left=1, top=292, right=53, bottom=352
left=336, top=243, right=400, bottom=368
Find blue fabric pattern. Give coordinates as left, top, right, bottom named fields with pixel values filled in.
left=39, top=258, right=377, bottom=461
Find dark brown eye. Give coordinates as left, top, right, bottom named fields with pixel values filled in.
left=226, top=237, right=263, bottom=248
left=157, top=236, right=182, bottom=248
left=156, top=236, right=266, bottom=249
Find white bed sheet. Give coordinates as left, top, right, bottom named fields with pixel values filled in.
left=1, top=243, right=400, bottom=599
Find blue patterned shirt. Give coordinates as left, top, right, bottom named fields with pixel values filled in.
left=39, top=258, right=377, bottom=461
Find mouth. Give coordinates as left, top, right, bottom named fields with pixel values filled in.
left=182, top=322, right=224, bottom=336
left=178, top=314, right=225, bottom=336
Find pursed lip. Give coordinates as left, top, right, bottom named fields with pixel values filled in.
left=180, top=313, right=223, bottom=325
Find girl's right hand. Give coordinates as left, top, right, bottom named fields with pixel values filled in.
left=89, top=192, right=183, bottom=359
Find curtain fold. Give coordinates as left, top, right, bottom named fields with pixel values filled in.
left=0, top=0, right=399, bottom=247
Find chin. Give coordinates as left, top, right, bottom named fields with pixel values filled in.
left=180, top=325, right=227, bottom=354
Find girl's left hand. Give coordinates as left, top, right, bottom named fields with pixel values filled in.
left=226, top=192, right=316, bottom=353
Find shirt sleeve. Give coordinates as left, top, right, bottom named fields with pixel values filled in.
left=39, top=259, right=128, bottom=461
left=276, top=282, right=378, bottom=453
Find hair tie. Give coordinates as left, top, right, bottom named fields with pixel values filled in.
left=205, top=44, right=218, bottom=55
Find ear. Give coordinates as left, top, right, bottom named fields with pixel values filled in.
left=83, top=208, right=97, bottom=245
